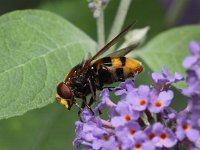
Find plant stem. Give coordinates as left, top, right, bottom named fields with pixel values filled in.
left=107, top=0, right=132, bottom=43
left=97, top=9, right=105, bottom=49
left=165, top=0, right=190, bottom=27
left=101, top=119, right=114, bottom=129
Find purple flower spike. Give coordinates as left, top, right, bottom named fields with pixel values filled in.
left=183, top=41, right=200, bottom=69
left=152, top=66, right=183, bottom=85
left=73, top=40, right=200, bottom=150
left=148, top=90, right=174, bottom=113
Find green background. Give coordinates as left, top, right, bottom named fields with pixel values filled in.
left=0, top=0, right=197, bottom=149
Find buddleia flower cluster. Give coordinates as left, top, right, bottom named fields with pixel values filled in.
left=87, top=0, right=109, bottom=18
left=73, top=41, right=200, bottom=150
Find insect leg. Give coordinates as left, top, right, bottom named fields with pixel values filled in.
left=88, top=96, right=95, bottom=107
left=80, top=100, right=86, bottom=108
left=74, top=102, right=83, bottom=111
left=78, top=101, right=85, bottom=117
left=87, top=79, right=96, bottom=106
left=82, top=96, right=95, bottom=115
left=88, top=96, right=102, bottom=115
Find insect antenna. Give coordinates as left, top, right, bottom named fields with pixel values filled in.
left=74, top=102, right=83, bottom=112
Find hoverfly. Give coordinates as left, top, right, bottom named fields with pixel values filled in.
left=56, top=24, right=143, bottom=111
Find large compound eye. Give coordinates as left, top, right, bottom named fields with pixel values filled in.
left=57, top=82, right=72, bottom=99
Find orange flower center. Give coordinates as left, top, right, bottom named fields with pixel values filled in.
left=134, top=144, right=141, bottom=150
left=154, top=101, right=162, bottom=107
left=129, top=129, right=135, bottom=135
left=139, top=99, right=146, bottom=106
left=160, top=133, right=167, bottom=140
left=103, top=135, right=109, bottom=141
left=149, top=133, right=155, bottom=140
left=118, top=146, right=122, bottom=150
left=125, top=115, right=131, bottom=121
left=182, top=123, right=189, bottom=131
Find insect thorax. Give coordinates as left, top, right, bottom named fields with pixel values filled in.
left=68, top=65, right=96, bottom=98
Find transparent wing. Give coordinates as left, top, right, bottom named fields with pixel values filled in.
left=80, top=23, right=135, bottom=73
left=89, top=23, right=135, bottom=62
left=105, top=43, right=139, bottom=57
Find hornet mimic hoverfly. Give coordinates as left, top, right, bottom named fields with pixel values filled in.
left=56, top=24, right=143, bottom=111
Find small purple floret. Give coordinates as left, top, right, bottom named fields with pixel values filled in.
left=151, top=123, right=177, bottom=148
left=111, top=101, right=140, bottom=127
left=126, top=85, right=150, bottom=111
left=148, top=90, right=174, bottom=113
left=176, top=112, right=200, bottom=142
left=152, top=66, right=184, bottom=85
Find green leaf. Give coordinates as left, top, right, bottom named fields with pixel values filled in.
left=0, top=104, right=77, bottom=150
left=135, top=25, right=200, bottom=88
left=0, top=10, right=96, bottom=120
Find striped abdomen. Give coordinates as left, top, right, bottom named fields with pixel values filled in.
left=92, top=57, right=143, bottom=85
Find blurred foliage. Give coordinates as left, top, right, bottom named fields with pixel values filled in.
left=0, top=0, right=41, bottom=14
left=0, top=0, right=197, bottom=149
left=136, top=25, right=200, bottom=88
left=38, top=0, right=166, bottom=41
left=38, top=0, right=97, bottom=39
left=0, top=103, right=77, bottom=150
